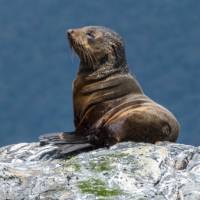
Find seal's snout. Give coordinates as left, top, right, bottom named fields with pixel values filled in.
left=67, top=29, right=74, bottom=38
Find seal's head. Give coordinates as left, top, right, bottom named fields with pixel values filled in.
left=67, top=26, right=127, bottom=72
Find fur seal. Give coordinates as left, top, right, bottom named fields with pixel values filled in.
left=39, top=26, right=180, bottom=154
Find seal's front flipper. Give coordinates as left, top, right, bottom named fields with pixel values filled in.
left=39, top=132, right=94, bottom=156
left=39, top=132, right=90, bottom=146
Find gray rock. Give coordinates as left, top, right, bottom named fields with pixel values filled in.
left=0, top=142, right=199, bottom=200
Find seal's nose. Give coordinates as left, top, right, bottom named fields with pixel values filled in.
left=67, top=29, right=74, bottom=38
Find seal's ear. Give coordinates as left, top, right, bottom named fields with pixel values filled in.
left=111, top=43, right=125, bottom=68
left=99, top=54, right=108, bottom=65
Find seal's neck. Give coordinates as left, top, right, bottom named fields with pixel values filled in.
left=78, top=57, right=129, bottom=81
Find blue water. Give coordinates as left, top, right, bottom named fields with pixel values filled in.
left=0, top=0, right=200, bottom=146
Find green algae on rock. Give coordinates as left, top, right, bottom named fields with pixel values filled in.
left=78, top=178, right=122, bottom=197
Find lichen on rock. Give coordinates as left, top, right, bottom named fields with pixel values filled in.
left=0, top=141, right=199, bottom=200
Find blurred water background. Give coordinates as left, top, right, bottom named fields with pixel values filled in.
left=0, top=0, right=200, bottom=146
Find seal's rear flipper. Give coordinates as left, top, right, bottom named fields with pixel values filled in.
left=58, top=143, right=93, bottom=156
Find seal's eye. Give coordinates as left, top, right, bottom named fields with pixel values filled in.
left=86, top=31, right=95, bottom=40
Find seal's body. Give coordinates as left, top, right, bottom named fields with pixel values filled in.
left=73, top=72, right=179, bottom=147
left=39, top=26, right=180, bottom=153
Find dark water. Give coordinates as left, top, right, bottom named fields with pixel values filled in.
left=0, top=0, right=200, bottom=146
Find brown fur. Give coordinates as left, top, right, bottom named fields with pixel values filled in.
left=40, top=26, right=180, bottom=151
left=69, top=26, right=180, bottom=146
left=73, top=72, right=179, bottom=147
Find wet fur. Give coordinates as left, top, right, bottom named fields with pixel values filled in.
left=39, top=26, right=180, bottom=154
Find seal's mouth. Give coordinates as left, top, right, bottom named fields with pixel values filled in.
left=67, top=29, right=96, bottom=68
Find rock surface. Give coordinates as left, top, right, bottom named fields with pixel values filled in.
left=0, top=142, right=199, bottom=200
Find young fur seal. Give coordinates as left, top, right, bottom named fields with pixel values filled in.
left=39, top=26, right=180, bottom=154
